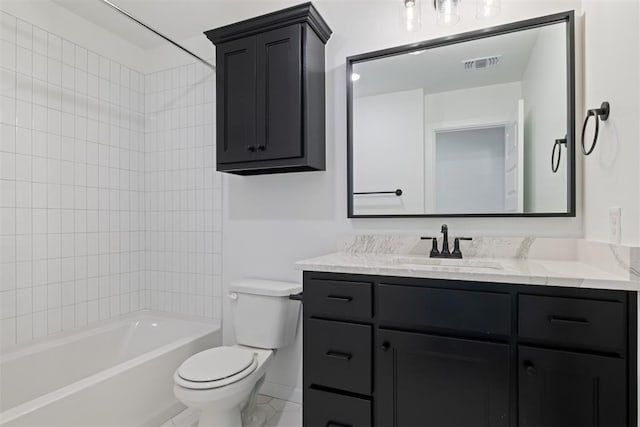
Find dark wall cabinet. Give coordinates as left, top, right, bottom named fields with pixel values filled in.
left=302, top=272, right=638, bottom=427
left=205, top=3, right=331, bottom=175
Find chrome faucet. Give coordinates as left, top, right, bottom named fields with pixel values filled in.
left=421, top=224, right=472, bottom=259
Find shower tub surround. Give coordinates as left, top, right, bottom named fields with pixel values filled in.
left=296, top=235, right=640, bottom=290
left=0, top=10, right=222, bottom=349
left=0, top=311, right=220, bottom=426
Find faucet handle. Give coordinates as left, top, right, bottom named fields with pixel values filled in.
left=420, top=237, right=440, bottom=258
left=452, top=237, right=473, bottom=259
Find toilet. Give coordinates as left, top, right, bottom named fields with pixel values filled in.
left=173, top=279, right=302, bottom=427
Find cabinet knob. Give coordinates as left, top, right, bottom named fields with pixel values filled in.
left=523, top=360, right=536, bottom=375
left=257, top=144, right=266, bottom=151
left=381, top=341, right=391, bottom=352
left=247, top=146, right=256, bottom=152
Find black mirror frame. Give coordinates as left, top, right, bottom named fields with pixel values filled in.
left=347, top=10, right=576, bottom=219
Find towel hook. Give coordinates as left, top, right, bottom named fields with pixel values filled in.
left=551, top=135, right=567, bottom=173
left=581, top=101, right=610, bottom=156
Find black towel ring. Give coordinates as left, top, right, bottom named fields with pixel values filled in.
left=551, top=136, right=567, bottom=173
left=581, top=101, right=610, bottom=156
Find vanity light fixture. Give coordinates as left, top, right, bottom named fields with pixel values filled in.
left=403, top=0, right=422, bottom=32
left=351, top=72, right=361, bottom=82
left=476, top=0, right=501, bottom=19
left=402, top=0, right=501, bottom=29
left=434, top=0, right=460, bottom=25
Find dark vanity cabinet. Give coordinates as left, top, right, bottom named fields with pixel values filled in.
left=302, top=272, right=637, bottom=427
left=205, top=3, right=332, bottom=175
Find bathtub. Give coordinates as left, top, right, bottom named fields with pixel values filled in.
left=0, top=310, right=221, bottom=426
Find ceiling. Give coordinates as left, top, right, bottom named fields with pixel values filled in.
left=51, top=0, right=310, bottom=49
left=352, top=24, right=558, bottom=98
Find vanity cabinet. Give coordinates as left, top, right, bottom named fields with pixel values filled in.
left=302, top=272, right=637, bottom=427
left=376, top=329, right=511, bottom=427
left=518, top=346, right=626, bottom=426
left=205, top=3, right=332, bottom=175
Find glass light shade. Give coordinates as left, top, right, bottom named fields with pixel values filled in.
left=476, top=0, right=501, bottom=19
left=403, top=0, right=422, bottom=32
left=435, top=0, right=460, bottom=25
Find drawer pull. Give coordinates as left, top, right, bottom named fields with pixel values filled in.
left=327, top=422, right=352, bottom=427
left=548, top=315, right=590, bottom=325
left=325, top=350, right=353, bottom=361
left=326, top=295, right=353, bottom=302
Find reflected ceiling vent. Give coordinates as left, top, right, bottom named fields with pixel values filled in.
left=463, top=55, right=502, bottom=70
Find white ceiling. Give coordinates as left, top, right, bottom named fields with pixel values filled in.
left=352, top=24, right=553, bottom=97
left=51, top=0, right=311, bottom=49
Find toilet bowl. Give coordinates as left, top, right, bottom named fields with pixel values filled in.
left=173, top=279, right=302, bottom=427
left=174, top=345, right=274, bottom=427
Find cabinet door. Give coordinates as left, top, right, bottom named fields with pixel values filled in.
left=376, top=329, right=511, bottom=427
left=216, top=36, right=257, bottom=164
left=255, top=25, right=302, bottom=161
left=519, top=346, right=627, bottom=427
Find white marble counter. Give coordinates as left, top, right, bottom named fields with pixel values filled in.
left=295, top=252, right=639, bottom=291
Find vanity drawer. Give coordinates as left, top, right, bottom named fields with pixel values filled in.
left=378, top=284, right=511, bottom=336
left=518, top=294, right=626, bottom=351
left=304, top=388, right=371, bottom=427
left=305, top=318, right=372, bottom=395
left=305, top=278, right=372, bottom=320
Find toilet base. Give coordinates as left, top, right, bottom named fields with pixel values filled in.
left=244, top=407, right=268, bottom=427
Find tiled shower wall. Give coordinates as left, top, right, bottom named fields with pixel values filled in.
left=143, top=64, right=221, bottom=319
left=0, top=11, right=222, bottom=347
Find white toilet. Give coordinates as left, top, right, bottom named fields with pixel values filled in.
left=173, top=279, right=302, bottom=427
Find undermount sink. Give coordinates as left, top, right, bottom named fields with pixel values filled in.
left=394, top=257, right=504, bottom=270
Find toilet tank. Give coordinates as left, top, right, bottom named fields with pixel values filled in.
left=228, top=279, right=302, bottom=349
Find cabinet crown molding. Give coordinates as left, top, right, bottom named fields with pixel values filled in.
left=204, top=2, right=333, bottom=45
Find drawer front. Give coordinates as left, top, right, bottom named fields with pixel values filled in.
left=304, top=388, right=371, bottom=427
left=378, top=284, right=511, bottom=336
left=305, top=319, right=372, bottom=395
left=518, top=294, right=626, bottom=351
left=305, top=278, right=372, bottom=320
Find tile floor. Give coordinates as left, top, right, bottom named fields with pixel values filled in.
left=161, top=395, right=302, bottom=427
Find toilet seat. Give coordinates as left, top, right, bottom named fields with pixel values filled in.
left=174, top=347, right=259, bottom=390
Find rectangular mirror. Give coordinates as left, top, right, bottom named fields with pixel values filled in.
left=347, top=11, right=575, bottom=218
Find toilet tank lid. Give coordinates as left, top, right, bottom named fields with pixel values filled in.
left=229, top=279, right=302, bottom=297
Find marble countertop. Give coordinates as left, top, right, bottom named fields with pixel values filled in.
left=295, top=252, right=640, bottom=291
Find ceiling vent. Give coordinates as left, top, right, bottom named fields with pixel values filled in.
left=463, top=55, right=502, bottom=70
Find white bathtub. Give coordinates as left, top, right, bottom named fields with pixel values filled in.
left=0, top=310, right=221, bottom=426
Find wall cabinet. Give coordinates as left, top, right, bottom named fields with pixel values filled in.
left=302, top=272, right=637, bottom=427
left=205, top=3, right=332, bottom=175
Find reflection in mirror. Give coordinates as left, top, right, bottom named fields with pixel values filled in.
left=349, top=14, right=574, bottom=217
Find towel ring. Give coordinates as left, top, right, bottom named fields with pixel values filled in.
left=581, top=101, right=610, bottom=156
left=551, top=136, right=567, bottom=173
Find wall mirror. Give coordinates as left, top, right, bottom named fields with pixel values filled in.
left=347, top=11, right=575, bottom=218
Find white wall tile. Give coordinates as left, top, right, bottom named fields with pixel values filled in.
left=0, top=12, right=218, bottom=347
left=16, top=20, right=31, bottom=50
left=0, top=40, right=16, bottom=71
left=16, top=313, right=32, bottom=343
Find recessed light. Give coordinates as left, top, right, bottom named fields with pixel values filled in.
left=351, top=73, right=361, bottom=82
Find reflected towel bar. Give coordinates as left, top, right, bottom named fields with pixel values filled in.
left=354, top=189, right=403, bottom=196
left=551, top=136, right=567, bottom=173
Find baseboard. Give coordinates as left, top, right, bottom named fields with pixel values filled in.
left=260, top=381, right=303, bottom=404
